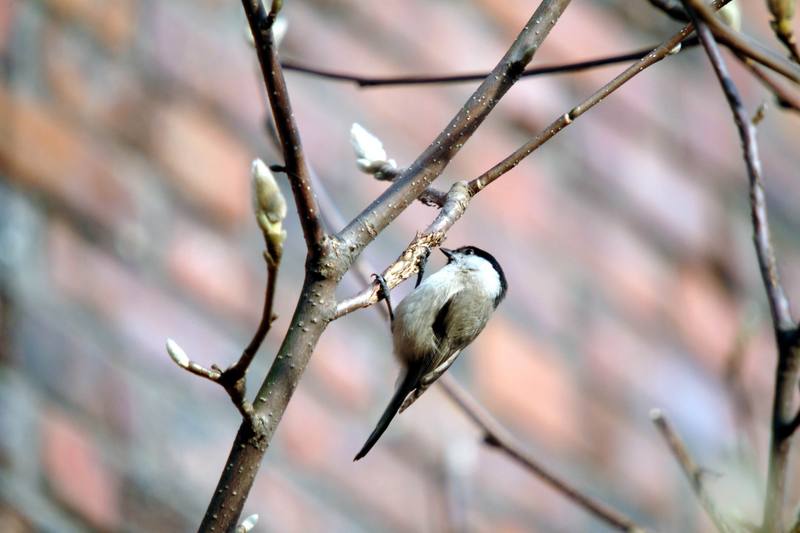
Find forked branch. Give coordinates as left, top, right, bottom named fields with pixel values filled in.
left=682, top=4, right=799, bottom=531
left=243, top=0, right=325, bottom=254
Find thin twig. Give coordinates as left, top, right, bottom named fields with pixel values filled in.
left=337, top=0, right=728, bottom=318
left=334, top=181, right=472, bottom=318
left=317, top=173, right=645, bottom=531
left=647, top=0, right=689, bottom=21
left=200, top=3, right=575, bottom=531
left=740, top=58, right=800, bottom=113
left=336, top=0, right=573, bottom=258
left=466, top=2, right=720, bottom=195
left=682, top=0, right=800, bottom=84
left=683, top=0, right=793, bottom=342
left=244, top=0, right=325, bottom=254
left=442, top=378, right=647, bottom=532
left=650, top=409, right=740, bottom=533
left=682, top=5, right=799, bottom=532
left=167, top=250, right=281, bottom=427
left=281, top=38, right=699, bottom=87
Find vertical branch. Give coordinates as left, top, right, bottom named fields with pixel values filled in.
left=243, top=0, right=325, bottom=254
left=199, top=2, right=575, bottom=531
left=682, top=3, right=799, bottom=531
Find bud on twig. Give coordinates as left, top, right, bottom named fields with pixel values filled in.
left=166, top=338, right=190, bottom=369
left=251, top=159, right=287, bottom=258
left=350, top=123, right=397, bottom=179
left=718, top=1, right=741, bottom=32
left=236, top=514, right=259, bottom=533
left=246, top=17, right=288, bottom=48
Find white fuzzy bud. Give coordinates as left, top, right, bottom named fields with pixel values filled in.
left=237, top=514, right=259, bottom=533
left=166, top=338, right=190, bottom=368
left=350, top=123, right=397, bottom=174
left=718, top=2, right=741, bottom=32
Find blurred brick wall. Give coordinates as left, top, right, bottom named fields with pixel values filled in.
left=2, top=0, right=800, bottom=532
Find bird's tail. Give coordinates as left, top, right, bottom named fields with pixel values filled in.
left=353, top=365, right=424, bottom=461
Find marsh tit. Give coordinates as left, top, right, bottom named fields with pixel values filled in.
left=354, top=245, right=507, bottom=461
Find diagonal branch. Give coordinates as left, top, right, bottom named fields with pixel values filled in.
left=199, top=3, right=575, bottom=531
left=680, top=4, right=799, bottom=531
left=681, top=0, right=800, bottom=84
left=650, top=410, right=741, bottom=533
left=336, top=0, right=573, bottom=259
left=334, top=181, right=472, bottom=319
left=466, top=1, right=722, bottom=194
left=337, top=0, right=733, bottom=319
left=740, top=59, right=800, bottom=113
left=310, top=161, right=645, bottom=532
left=243, top=0, right=325, bottom=254
left=444, top=378, right=648, bottom=532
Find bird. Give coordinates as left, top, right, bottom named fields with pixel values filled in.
left=354, top=245, right=507, bottom=461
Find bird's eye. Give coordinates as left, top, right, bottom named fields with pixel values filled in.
left=466, top=249, right=473, bottom=255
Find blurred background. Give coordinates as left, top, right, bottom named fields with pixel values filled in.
left=2, top=0, right=800, bottom=531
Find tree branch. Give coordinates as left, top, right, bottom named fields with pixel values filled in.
left=680, top=4, right=799, bottom=531
left=167, top=192, right=283, bottom=429
left=681, top=0, right=800, bottom=84
left=442, top=377, right=647, bottom=532
left=336, top=0, right=573, bottom=260
left=199, top=2, right=575, bottom=531
left=310, top=163, right=645, bottom=532
left=650, top=410, right=741, bottom=533
left=466, top=2, right=722, bottom=194
left=334, top=181, right=472, bottom=319
left=647, top=0, right=689, bottom=21
left=243, top=0, right=325, bottom=254
left=739, top=58, right=800, bottom=114
left=280, top=38, right=699, bottom=87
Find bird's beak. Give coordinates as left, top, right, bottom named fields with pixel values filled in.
left=440, top=247, right=454, bottom=261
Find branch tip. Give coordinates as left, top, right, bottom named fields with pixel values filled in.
left=166, top=338, right=190, bottom=369
left=350, top=123, right=398, bottom=178
left=236, top=513, right=259, bottom=533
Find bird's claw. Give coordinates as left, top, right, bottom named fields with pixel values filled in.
left=373, top=273, right=394, bottom=322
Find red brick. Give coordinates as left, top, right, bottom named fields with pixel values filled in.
left=166, top=221, right=260, bottom=322
left=40, top=409, right=121, bottom=530
left=48, top=221, right=240, bottom=372
left=42, top=23, right=148, bottom=142
left=249, top=473, right=324, bottom=532
left=0, top=502, right=31, bottom=533
left=584, top=216, right=671, bottom=321
left=146, top=2, right=262, bottom=129
left=670, top=262, right=740, bottom=371
left=42, top=0, right=136, bottom=51
left=278, top=388, right=432, bottom=531
left=472, top=318, right=580, bottom=450
left=307, top=328, right=374, bottom=409
left=150, top=101, right=252, bottom=226
left=0, top=2, right=13, bottom=56
left=0, top=88, right=135, bottom=228
left=279, top=390, right=342, bottom=469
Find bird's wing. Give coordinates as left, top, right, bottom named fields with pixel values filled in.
left=400, top=289, right=493, bottom=413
